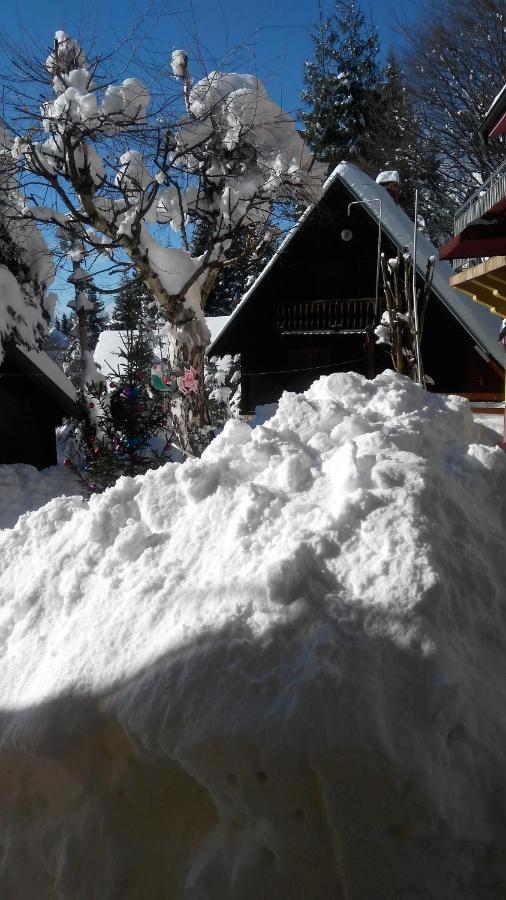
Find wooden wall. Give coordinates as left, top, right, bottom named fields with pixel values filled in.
left=212, top=179, right=504, bottom=412
left=0, top=355, right=63, bottom=469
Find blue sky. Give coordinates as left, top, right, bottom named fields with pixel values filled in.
left=2, top=0, right=413, bottom=115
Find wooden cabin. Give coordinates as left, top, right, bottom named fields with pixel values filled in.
left=209, top=162, right=505, bottom=414
left=0, top=343, right=76, bottom=469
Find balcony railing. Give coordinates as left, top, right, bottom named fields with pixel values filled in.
left=454, top=159, right=506, bottom=235
left=274, top=298, right=384, bottom=334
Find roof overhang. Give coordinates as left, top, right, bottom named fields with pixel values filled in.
left=5, top=344, right=77, bottom=416
left=480, top=84, right=506, bottom=144
left=440, top=234, right=506, bottom=262
left=440, top=195, right=506, bottom=261
left=449, top=257, right=506, bottom=318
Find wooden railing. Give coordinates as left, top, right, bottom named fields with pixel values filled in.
left=274, top=298, right=383, bottom=333
left=454, top=159, right=506, bottom=235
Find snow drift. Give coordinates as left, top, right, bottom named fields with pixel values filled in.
left=0, top=370, right=506, bottom=898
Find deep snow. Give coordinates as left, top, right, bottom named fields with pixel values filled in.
left=0, top=463, right=78, bottom=529
left=0, top=371, right=505, bottom=898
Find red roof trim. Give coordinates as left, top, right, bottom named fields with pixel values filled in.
left=488, top=108, right=506, bottom=140
left=439, top=234, right=506, bottom=261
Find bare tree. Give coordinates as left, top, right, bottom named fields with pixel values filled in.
left=377, top=250, right=435, bottom=383
left=2, top=31, right=323, bottom=454
left=400, top=0, right=506, bottom=234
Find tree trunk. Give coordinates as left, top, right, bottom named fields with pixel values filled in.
left=171, top=341, right=212, bottom=457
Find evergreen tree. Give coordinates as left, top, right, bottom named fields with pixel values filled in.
left=86, top=284, right=108, bottom=351
left=109, top=276, right=162, bottom=332
left=0, top=220, right=28, bottom=281
left=193, top=221, right=275, bottom=316
left=301, top=0, right=380, bottom=166
left=58, top=313, right=72, bottom=337
left=0, top=217, right=50, bottom=351
left=61, top=311, right=81, bottom=388
left=363, top=51, right=444, bottom=237
left=64, top=327, right=174, bottom=494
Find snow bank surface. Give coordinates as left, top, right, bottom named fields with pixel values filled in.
left=0, top=464, right=79, bottom=529
left=0, top=371, right=506, bottom=898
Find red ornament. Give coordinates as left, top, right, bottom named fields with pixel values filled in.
left=94, top=447, right=102, bottom=456
left=63, top=457, right=71, bottom=466
left=109, top=383, right=116, bottom=389
left=88, top=402, right=95, bottom=409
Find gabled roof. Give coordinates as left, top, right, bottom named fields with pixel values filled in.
left=208, top=162, right=506, bottom=370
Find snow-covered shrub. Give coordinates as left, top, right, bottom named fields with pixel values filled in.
left=204, top=353, right=241, bottom=427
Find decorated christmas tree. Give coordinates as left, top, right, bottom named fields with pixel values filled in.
left=65, top=327, right=174, bottom=495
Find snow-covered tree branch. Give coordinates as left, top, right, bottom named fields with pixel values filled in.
left=4, top=31, right=324, bottom=453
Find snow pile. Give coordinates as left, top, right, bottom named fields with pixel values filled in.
left=0, top=371, right=505, bottom=897
left=0, top=463, right=79, bottom=529
left=376, top=169, right=400, bottom=185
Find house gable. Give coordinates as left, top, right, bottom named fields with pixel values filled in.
left=209, top=164, right=504, bottom=413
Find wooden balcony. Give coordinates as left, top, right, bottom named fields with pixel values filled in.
left=450, top=256, right=506, bottom=317
left=274, top=298, right=384, bottom=335
left=454, top=160, right=506, bottom=235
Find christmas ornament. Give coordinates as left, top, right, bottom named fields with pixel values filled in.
left=178, top=366, right=199, bottom=396
left=151, top=364, right=179, bottom=394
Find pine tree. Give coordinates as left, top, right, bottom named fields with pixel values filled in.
left=61, top=311, right=81, bottom=388
left=363, top=51, right=444, bottom=237
left=301, top=0, right=380, bottom=166
left=58, top=313, right=72, bottom=337
left=109, top=276, right=162, bottom=332
left=86, top=284, right=108, bottom=351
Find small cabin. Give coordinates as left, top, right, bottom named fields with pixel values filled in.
left=0, top=343, right=76, bottom=469
left=209, top=162, right=505, bottom=414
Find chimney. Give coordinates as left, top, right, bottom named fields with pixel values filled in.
left=375, top=170, right=401, bottom=205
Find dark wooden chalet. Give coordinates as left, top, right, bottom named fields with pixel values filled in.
left=209, top=162, right=505, bottom=414
left=0, top=342, right=76, bottom=469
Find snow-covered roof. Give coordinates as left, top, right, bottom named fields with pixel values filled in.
left=12, top=345, right=76, bottom=409
left=206, top=315, right=230, bottom=344
left=96, top=320, right=230, bottom=371
left=94, top=330, right=132, bottom=375
left=209, top=161, right=506, bottom=369
left=335, top=162, right=505, bottom=367
left=480, top=83, right=506, bottom=141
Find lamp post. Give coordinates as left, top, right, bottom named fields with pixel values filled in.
left=347, top=198, right=383, bottom=318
